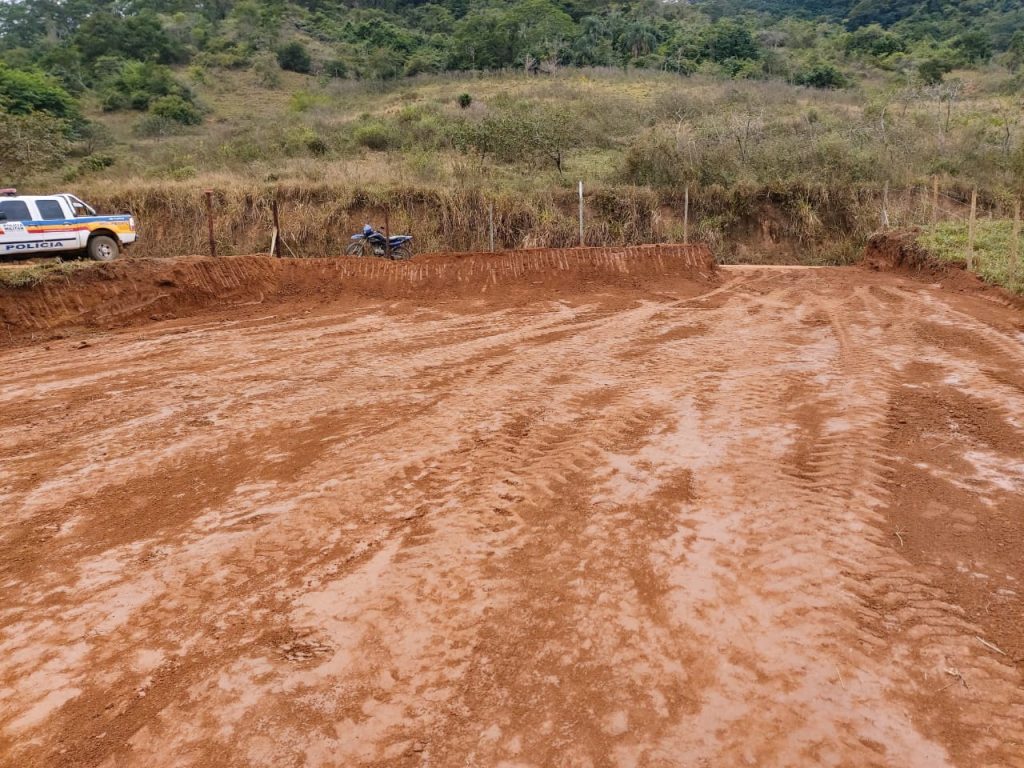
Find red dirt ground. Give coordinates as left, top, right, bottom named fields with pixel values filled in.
left=1, top=248, right=1023, bottom=767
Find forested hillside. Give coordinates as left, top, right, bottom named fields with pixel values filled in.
left=3, top=0, right=1022, bottom=108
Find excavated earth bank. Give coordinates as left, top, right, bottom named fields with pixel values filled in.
left=1, top=241, right=1023, bottom=768
left=0, top=245, right=715, bottom=343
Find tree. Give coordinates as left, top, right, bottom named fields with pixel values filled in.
left=1009, top=30, right=1024, bottom=72
left=277, top=41, right=312, bottom=73
left=457, top=105, right=582, bottom=173
left=703, top=21, right=759, bottom=63
left=844, top=24, right=905, bottom=57
left=620, top=19, right=659, bottom=59
left=918, top=56, right=954, bottom=85
left=0, top=112, right=71, bottom=179
left=0, top=65, right=77, bottom=118
left=846, top=0, right=913, bottom=30
left=507, top=0, right=575, bottom=65
left=72, top=11, right=185, bottom=65
left=953, top=31, right=992, bottom=64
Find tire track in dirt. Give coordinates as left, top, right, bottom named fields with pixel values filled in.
left=1, top=266, right=1023, bottom=767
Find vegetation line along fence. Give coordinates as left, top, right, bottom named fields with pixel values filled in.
left=188, top=180, right=1021, bottom=279
left=196, top=182, right=703, bottom=260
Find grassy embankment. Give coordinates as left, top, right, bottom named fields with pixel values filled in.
left=919, top=220, right=1023, bottom=293
left=17, top=67, right=1024, bottom=265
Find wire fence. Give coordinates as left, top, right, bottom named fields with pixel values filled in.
left=877, top=179, right=1022, bottom=284
left=192, top=180, right=1022, bottom=285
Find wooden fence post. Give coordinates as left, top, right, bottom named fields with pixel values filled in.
left=881, top=182, right=890, bottom=230
left=967, top=187, right=978, bottom=271
left=1012, top=200, right=1021, bottom=284
left=683, top=184, right=690, bottom=245
left=931, top=176, right=939, bottom=232
left=578, top=181, right=584, bottom=247
left=271, top=196, right=281, bottom=258
left=205, top=190, right=216, bottom=258
left=489, top=202, right=495, bottom=253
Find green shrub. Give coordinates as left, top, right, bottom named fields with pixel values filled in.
left=133, top=114, right=188, bottom=138
left=288, top=90, right=330, bottom=113
left=324, top=59, right=348, bottom=78
left=149, top=94, right=203, bottom=125
left=620, top=131, right=686, bottom=187
left=792, top=64, right=848, bottom=89
left=253, top=52, right=281, bottom=87
left=457, top=93, right=473, bottom=109
left=98, top=61, right=190, bottom=112
left=277, top=41, right=312, bottom=74
left=353, top=121, right=396, bottom=151
left=918, top=56, right=955, bottom=85
left=81, top=153, right=114, bottom=172
left=403, top=49, right=446, bottom=76
left=0, top=64, right=77, bottom=118
left=62, top=153, right=115, bottom=181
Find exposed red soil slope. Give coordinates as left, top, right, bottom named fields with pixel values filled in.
left=0, top=245, right=715, bottom=343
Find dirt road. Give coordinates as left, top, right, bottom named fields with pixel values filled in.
left=1, top=265, right=1023, bottom=767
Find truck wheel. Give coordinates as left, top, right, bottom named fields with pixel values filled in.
left=88, top=235, right=120, bottom=262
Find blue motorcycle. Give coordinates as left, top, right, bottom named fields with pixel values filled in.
left=346, top=224, right=413, bottom=260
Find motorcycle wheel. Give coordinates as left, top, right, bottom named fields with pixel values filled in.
left=390, top=245, right=413, bottom=261
left=345, top=241, right=367, bottom=257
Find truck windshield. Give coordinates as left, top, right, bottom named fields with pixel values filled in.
left=0, top=200, right=31, bottom=223
left=68, top=196, right=96, bottom=217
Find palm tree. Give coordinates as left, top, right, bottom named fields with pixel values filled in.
left=619, top=19, right=659, bottom=59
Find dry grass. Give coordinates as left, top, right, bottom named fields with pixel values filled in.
left=11, top=67, right=1020, bottom=264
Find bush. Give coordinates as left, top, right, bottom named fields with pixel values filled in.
left=620, top=131, right=685, bottom=187
left=353, top=121, right=396, bottom=151
left=288, top=90, right=328, bottom=113
left=0, top=64, right=77, bottom=118
left=63, top=153, right=115, bottom=181
left=791, top=64, right=849, bottom=89
left=324, top=59, right=348, bottom=78
left=403, top=49, right=446, bottom=76
left=918, top=57, right=954, bottom=85
left=149, top=94, right=203, bottom=125
left=133, top=114, right=186, bottom=138
left=277, top=41, right=312, bottom=74
left=253, top=52, right=281, bottom=87
left=99, top=61, right=187, bottom=112
left=457, top=93, right=473, bottom=109
left=307, top=135, right=330, bottom=155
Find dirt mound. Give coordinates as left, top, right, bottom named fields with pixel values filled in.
left=0, top=244, right=715, bottom=342
left=861, top=229, right=955, bottom=277
left=862, top=230, right=1024, bottom=313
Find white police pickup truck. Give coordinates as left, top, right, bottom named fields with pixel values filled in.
left=0, top=190, right=137, bottom=261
